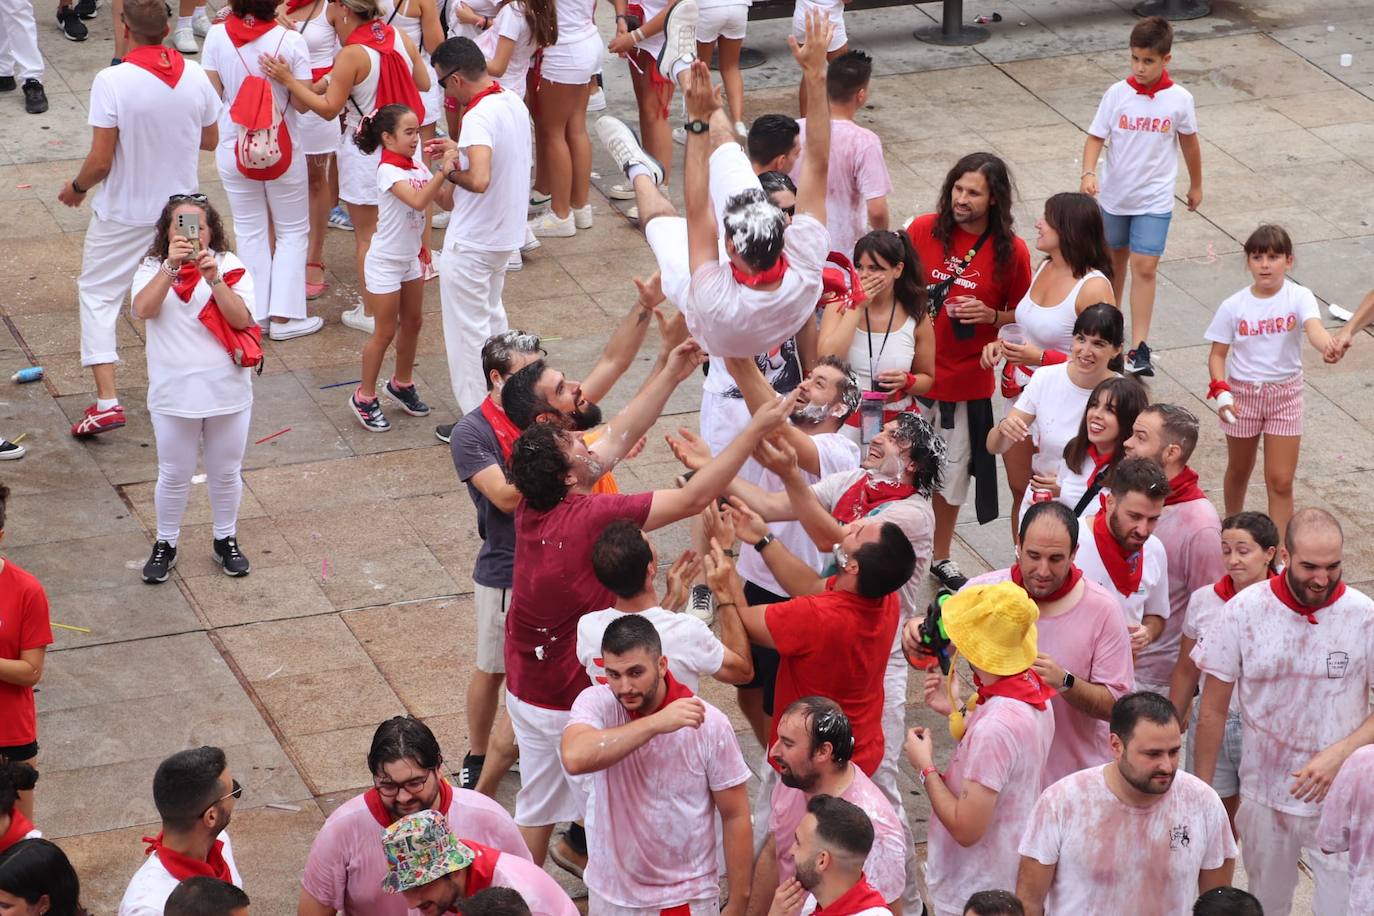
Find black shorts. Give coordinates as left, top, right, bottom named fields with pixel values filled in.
left=0, top=741, right=38, bottom=762
left=740, top=580, right=789, bottom=715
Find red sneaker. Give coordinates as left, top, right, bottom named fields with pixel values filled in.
left=71, top=403, right=126, bottom=437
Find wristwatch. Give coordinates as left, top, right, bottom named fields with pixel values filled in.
left=683, top=119, right=709, bottom=135
left=754, top=533, right=776, bottom=553
left=1061, top=671, right=1076, bottom=691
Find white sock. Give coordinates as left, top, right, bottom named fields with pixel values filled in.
left=177, top=14, right=192, bottom=29
left=626, top=163, right=653, bottom=183
left=97, top=397, right=119, bottom=411
left=194, top=4, right=206, bottom=16
left=669, top=57, right=693, bottom=84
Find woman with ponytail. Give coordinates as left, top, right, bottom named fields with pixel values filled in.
left=469, top=0, right=556, bottom=98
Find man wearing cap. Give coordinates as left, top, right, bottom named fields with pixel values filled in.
left=561, top=614, right=753, bottom=916
left=912, top=501, right=1134, bottom=786
left=1016, top=693, right=1236, bottom=916
left=771, top=794, right=890, bottom=916
left=382, top=810, right=578, bottom=916
left=904, top=580, right=1055, bottom=916
left=1072, top=456, right=1172, bottom=671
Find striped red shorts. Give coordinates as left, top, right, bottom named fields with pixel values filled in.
left=1227, top=374, right=1304, bottom=438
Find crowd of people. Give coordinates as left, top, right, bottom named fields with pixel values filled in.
left=3, top=1, right=1374, bottom=914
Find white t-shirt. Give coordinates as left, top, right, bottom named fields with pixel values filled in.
left=1088, top=79, right=1198, bottom=215
left=1018, top=767, right=1235, bottom=915
left=1182, top=584, right=1240, bottom=716
left=201, top=24, right=311, bottom=149
left=133, top=252, right=256, bottom=419
left=443, top=87, right=531, bottom=254
left=687, top=213, right=831, bottom=358
left=552, top=0, right=597, bottom=43
left=1316, top=744, right=1374, bottom=907
left=118, top=832, right=243, bottom=916
left=576, top=607, right=725, bottom=693
left=1014, top=363, right=1095, bottom=484
left=476, top=847, right=581, bottom=916
left=1195, top=579, right=1374, bottom=817
left=926, top=695, right=1055, bottom=914
left=567, top=685, right=751, bottom=908
left=790, top=118, right=893, bottom=260
left=737, top=432, right=861, bottom=596
left=1075, top=517, right=1171, bottom=631
left=88, top=59, right=221, bottom=227
left=1204, top=279, right=1321, bottom=383
left=845, top=316, right=917, bottom=421
left=374, top=158, right=430, bottom=260
left=476, top=3, right=538, bottom=97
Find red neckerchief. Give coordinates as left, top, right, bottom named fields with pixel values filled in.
left=344, top=21, right=425, bottom=121
left=223, top=12, right=277, bottom=46
left=627, top=670, right=693, bottom=720
left=464, top=81, right=503, bottom=114
left=379, top=149, right=417, bottom=171
left=479, top=396, right=521, bottom=461
left=1214, top=574, right=1237, bottom=602
left=1165, top=466, right=1205, bottom=505
left=731, top=253, right=790, bottom=289
left=1011, top=563, right=1083, bottom=603
left=1127, top=70, right=1175, bottom=98
left=284, top=0, right=317, bottom=9
left=362, top=777, right=455, bottom=829
left=458, top=838, right=502, bottom=893
left=974, top=669, right=1057, bottom=711
left=813, top=875, right=888, bottom=916
left=140, top=832, right=233, bottom=883
left=1084, top=444, right=1115, bottom=490
left=1092, top=510, right=1142, bottom=598
left=832, top=474, right=916, bottom=524
left=123, top=45, right=185, bottom=89
left=0, top=810, right=35, bottom=855
left=1270, top=573, right=1345, bottom=625
left=173, top=263, right=245, bottom=304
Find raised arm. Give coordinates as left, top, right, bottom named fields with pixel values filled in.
left=816, top=299, right=864, bottom=361
left=591, top=339, right=705, bottom=469
left=665, top=427, right=799, bottom=521
left=581, top=274, right=664, bottom=405
left=562, top=697, right=706, bottom=774
left=755, top=436, right=845, bottom=549
left=700, top=537, right=755, bottom=685
left=791, top=10, right=832, bottom=223
left=723, top=356, right=821, bottom=475
left=683, top=61, right=721, bottom=273
left=726, top=497, right=826, bottom=597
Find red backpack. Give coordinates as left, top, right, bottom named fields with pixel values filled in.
left=229, top=33, right=293, bottom=181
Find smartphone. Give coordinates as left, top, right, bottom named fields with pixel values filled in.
left=176, top=211, right=201, bottom=256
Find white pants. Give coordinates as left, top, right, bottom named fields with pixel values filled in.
left=506, top=690, right=582, bottom=826
left=0, top=0, right=42, bottom=81
left=151, top=409, right=253, bottom=545
left=1235, top=801, right=1351, bottom=916
left=439, top=244, right=513, bottom=414
left=216, top=145, right=309, bottom=321
left=78, top=217, right=158, bottom=366
left=589, top=892, right=719, bottom=916
left=873, top=648, right=924, bottom=915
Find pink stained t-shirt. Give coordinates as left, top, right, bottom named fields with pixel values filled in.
left=1134, top=495, right=1223, bottom=689
left=475, top=850, right=582, bottom=916
left=1316, top=744, right=1374, bottom=908
left=925, top=695, right=1055, bottom=914
left=566, top=684, right=752, bottom=909
left=300, top=787, right=530, bottom=914
left=965, top=570, right=1135, bottom=786
left=769, top=767, right=907, bottom=903
left=1018, top=766, right=1236, bottom=916
left=790, top=118, right=893, bottom=259
left=1195, top=580, right=1374, bottom=817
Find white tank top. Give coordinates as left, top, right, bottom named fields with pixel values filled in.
left=296, top=1, right=338, bottom=70
left=1014, top=261, right=1108, bottom=355
left=390, top=3, right=429, bottom=58
left=847, top=313, right=917, bottom=407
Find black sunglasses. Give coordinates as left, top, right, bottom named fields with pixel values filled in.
left=169, top=193, right=210, bottom=204
left=198, top=778, right=243, bottom=819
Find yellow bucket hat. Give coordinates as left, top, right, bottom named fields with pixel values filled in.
left=941, top=581, right=1039, bottom=675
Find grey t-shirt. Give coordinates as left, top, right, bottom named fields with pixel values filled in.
left=451, top=408, right=514, bottom=589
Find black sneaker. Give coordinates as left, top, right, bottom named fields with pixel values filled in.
left=22, top=80, right=47, bottom=114
left=142, top=540, right=177, bottom=583
left=930, top=558, right=968, bottom=592
left=57, top=7, right=88, bottom=40
left=385, top=379, right=431, bottom=417
left=212, top=536, right=251, bottom=577
left=1125, top=341, right=1155, bottom=377
left=0, top=76, right=15, bottom=92
left=75, top=0, right=98, bottom=19
left=459, top=752, right=485, bottom=790
left=350, top=392, right=391, bottom=432
left=435, top=422, right=455, bottom=444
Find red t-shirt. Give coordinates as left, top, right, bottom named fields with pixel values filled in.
left=0, top=560, right=53, bottom=747
left=765, top=577, right=898, bottom=776
left=907, top=212, right=1032, bottom=402
left=505, top=491, right=654, bottom=710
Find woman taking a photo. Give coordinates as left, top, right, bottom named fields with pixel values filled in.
left=817, top=229, right=934, bottom=445
left=134, top=197, right=257, bottom=585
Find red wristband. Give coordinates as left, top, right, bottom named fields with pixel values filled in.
left=921, top=765, right=939, bottom=781
left=1207, top=379, right=1232, bottom=400
left=903, top=371, right=918, bottom=392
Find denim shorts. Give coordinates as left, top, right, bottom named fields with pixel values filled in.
left=1101, top=208, right=1173, bottom=257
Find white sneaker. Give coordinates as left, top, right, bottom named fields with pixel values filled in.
left=528, top=191, right=552, bottom=219
left=269, top=316, right=325, bottom=340
left=608, top=182, right=637, bottom=201
left=595, top=116, right=666, bottom=188
left=431, top=209, right=451, bottom=229
left=341, top=303, right=375, bottom=334
left=587, top=86, right=606, bottom=112
left=424, top=251, right=442, bottom=281
left=520, top=227, right=541, bottom=253
left=529, top=210, right=576, bottom=238
left=672, top=126, right=687, bottom=145
left=191, top=8, right=212, bottom=36
left=626, top=205, right=640, bottom=221
left=573, top=204, right=593, bottom=229
left=507, top=250, right=523, bottom=271
left=172, top=27, right=198, bottom=53
left=657, top=0, right=698, bottom=77
left=735, top=120, right=748, bottom=138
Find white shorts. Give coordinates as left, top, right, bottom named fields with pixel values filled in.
left=338, top=132, right=381, bottom=207
left=419, top=61, right=443, bottom=127
left=792, top=6, right=846, bottom=52
left=916, top=399, right=973, bottom=506
left=298, top=110, right=343, bottom=157
left=589, top=893, right=719, bottom=916
left=506, top=690, right=583, bottom=826
left=540, top=30, right=603, bottom=85
left=699, top=388, right=753, bottom=455
left=697, top=3, right=748, bottom=42
left=363, top=250, right=423, bottom=294
left=473, top=582, right=509, bottom=674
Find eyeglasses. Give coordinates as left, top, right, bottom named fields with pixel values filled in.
left=373, top=768, right=435, bottom=797
left=198, top=779, right=243, bottom=819
left=169, top=193, right=209, bottom=204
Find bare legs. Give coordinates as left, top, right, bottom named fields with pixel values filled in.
left=532, top=79, right=591, bottom=220
left=305, top=154, right=337, bottom=291
left=1110, top=246, right=1161, bottom=347
left=345, top=202, right=378, bottom=318
left=359, top=278, right=422, bottom=398
left=629, top=62, right=674, bottom=186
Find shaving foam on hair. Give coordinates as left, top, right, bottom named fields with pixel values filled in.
left=723, top=189, right=784, bottom=264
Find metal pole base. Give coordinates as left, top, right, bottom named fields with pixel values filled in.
left=1132, top=0, right=1211, bottom=20
left=710, top=46, right=767, bottom=71
left=913, top=22, right=990, bottom=46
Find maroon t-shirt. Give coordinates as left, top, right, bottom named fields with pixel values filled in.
left=505, top=491, right=654, bottom=710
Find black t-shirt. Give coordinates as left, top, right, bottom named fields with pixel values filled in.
left=451, top=409, right=515, bottom=588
